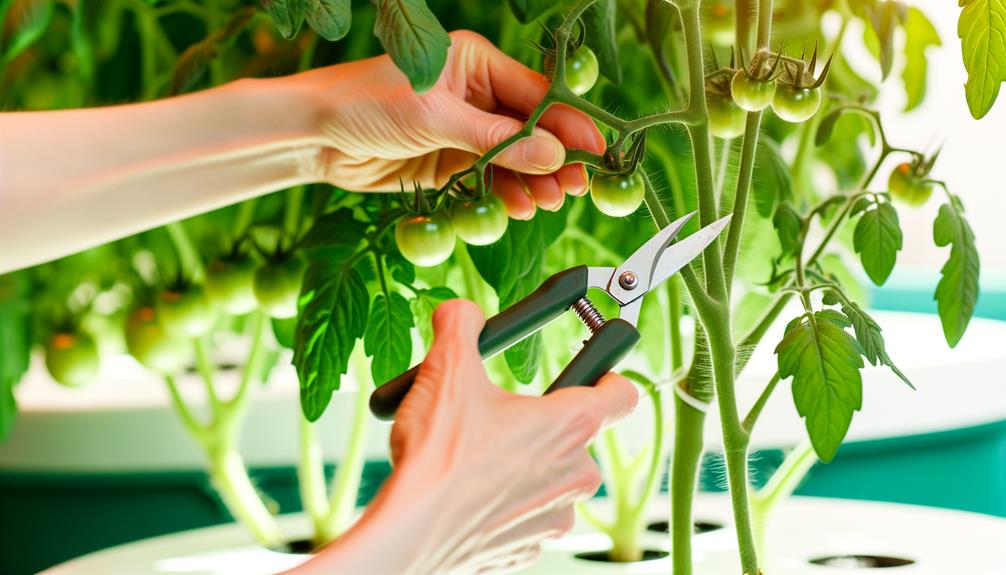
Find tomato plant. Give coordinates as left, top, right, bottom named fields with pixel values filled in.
left=395, top=211, right=455, bottom=266
left=0, top=0, right=992, bottom=573
left=590, top=172, right=645, bottom=217
left=450, top=194, right=508, bottom=246
left=44, top=332, right=99, bottom=387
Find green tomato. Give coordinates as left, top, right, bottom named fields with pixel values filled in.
left=45, top=332, right=100, bottom=387
left=126, top=307, right=193, bottom=373
left=155, top=285, right=217, bottom=338
left=731, top=71, right=776, bottom=112
left=206, top=257, right=258, bottom=315
left=272, top=316, right=297, bottom=349
left=707, top=93, right=747, bottom=139
left=254, top=256, right=307, bottom=319
left=590, top=172, right=645, bottom=217
left=450, top=194, right=508, bottom=246
left=888, top=162, right=934, bottom=206
left=771, top=86, right=823, bottom=123
left=547, top=46, right=600, bottom=96
left=395, top=212, right=456, bottom=267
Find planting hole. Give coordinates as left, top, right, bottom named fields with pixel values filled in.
left=271, top=539, right=316, bottom=555
left=646, top=520, right=724, bottom=534
left=575, top=549, right=669, bottom=563
left=809, top=555, right=915, bottom=569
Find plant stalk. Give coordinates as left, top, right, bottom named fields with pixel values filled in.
left=670, top=393, right=706, bottom=575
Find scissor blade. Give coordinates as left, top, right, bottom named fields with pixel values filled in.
left=606, top=212, right=696, bottom=303
left=649, top=214, right=732, bottom=289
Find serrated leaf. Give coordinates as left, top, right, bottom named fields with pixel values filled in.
left=773, top=203, right=802, bottom=256
left=506, top=0, right=559, bottom=23
left=371, top=0, right=450, bottom=93
left=902, top=7, right=940, bottom=112
left=385, top=249, right=415, bottom=284
left=294, top=262, right=370, bottom=420
left=854, top=200, right=902, bottom=285
left=933, top=202, right=980, bottom=347
left=468, top=205, right=568, bottom=383
left=753, top=137, right=791, bottom=217
left=841, top=301, right=914, bottom=388
left=776, top=311, right=865, bottom=462
left=583, top=0, right=621, bottom=84
left=1, top=0, right=54, bottom=62
left=306, top=0, right=351, bottom=41
left=850, top=196, right=872, bottom=216
left=959, top=0, right=1006, bottom=118
left=262, top=0, right=306, bottom=39
left=410, top=286, right=457, bottom=350
left=300, top=208, right=367, bottom=259
left=0, top=273, right=31, bottom=441
left=364, top=292, right=414, bottom=385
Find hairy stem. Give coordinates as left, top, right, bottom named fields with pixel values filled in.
left=751, top=440, right=817, bottom=564
left=670, top=393, right=706, bottom=575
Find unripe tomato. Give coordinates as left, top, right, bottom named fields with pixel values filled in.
left=450, top=194, right=508, bottom=246
left=590, top=172, right=646, bottom=217
left=254, top=256, right=307, bottom=319
left=206, top=257, right=258, bottom=315
left=272, top=316, right=297, bottom=349
left=888, top=162, right=934, bottom=206
left=45, top=332, right=100, bottom=387
left=547, top=46, right=599, bottom=96
left=731, top=71, right=776, bottom=112
left=155, top=285, right=217, bottom=338
left=771, top=86, right=822, bottom=123
left=395, top=212, right=455, bottom=267
left=126, top=307, right=193, bottom=373
left=707, top=93, right=747, bottom=139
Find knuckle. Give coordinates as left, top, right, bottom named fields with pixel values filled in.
left=563, top=404, right=603, bottom=443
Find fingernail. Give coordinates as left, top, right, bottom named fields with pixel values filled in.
left=523, top=137, right=563, bottom=171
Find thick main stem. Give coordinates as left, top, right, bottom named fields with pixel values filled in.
left=670, top=394, right=706, bottom=575
left=298, top=417, right=331, bottom=544
left=323, top=368, right=372, bottom=538
left=206, top=443, right=283, bottom=547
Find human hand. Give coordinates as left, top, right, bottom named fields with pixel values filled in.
left=291, top=30, right=605, bottom=219
left=292, top=300, right=637, bottom=575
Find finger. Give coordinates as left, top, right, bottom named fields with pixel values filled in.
left=449, top=30, right=551, bottom=116
left=446, top=107, right=565, bottom=174
left=553, top=164, right=590, bottom=197
left=536, top=103, right=606, bottom=155
left=520, top=173, right=564, bottom=211
left=487, top=506, right=577, bottom=545
left=430, top=298, right=485, bottom=349
left=492, top=167, right=535, bottom=220
left=549, top=372, right=639, bottom=430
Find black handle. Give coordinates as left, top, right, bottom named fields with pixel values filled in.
left=544, top=318, right=640, bottom=394
left=370, top=266, right=590, bottom=420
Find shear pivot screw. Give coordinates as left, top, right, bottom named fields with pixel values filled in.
left=618, top=271, right=638, bottom=290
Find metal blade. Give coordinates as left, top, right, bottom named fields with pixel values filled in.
left=606, top=212, right=696, bottom=304
left=649, top=214, right=732, bottom=289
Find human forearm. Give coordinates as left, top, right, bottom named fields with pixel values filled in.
left=0, top=78, right=322, bottom=273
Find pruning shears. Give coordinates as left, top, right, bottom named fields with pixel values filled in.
left=369, top=211, right=732, bottom=420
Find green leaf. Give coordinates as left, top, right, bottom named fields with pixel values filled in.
left=933, top=201, right=980, bottom=347
left=385, top=249, right=416, bottom=284
left=776, top=311, right=865, bottom=462
left=300, top=208, right=367, bottom=259
left=410, top=286, right=457, bottom=350
left=468, top=206, right=568, bottom=383
left=865, top=1, right=905, bottom=80
left=583, top=0, right=621, bottom=84
left=506, top=0, right=559, bottom=23
left=306, top=0, right=351, bottom=41
left=364, top=292, right=414, bottom=385
left=752, top=137, right=791, bottom=217
left=959, top=0, right=1006, bottom=118
left=371, top=0, right=451, bottom=93
left=0, top=273, right=31, bottom=441
left=262, top=0, right=306, bottom=39
left=902, top=7, right=941, bottom=112
left=841, top=301, right=914, bottom=388
left=294, top=262, right=370, bottom=421
left=773, top=203, right=802, bottom=256
left=1, top=0, right=54, bottom=62
left=853, top=200, right=902, bottom=285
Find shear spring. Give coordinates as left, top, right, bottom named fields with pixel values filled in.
left=571, top=297, right=606, bottom=333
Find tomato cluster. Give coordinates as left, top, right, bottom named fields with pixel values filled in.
left=396, top=194, right=509, bottom=267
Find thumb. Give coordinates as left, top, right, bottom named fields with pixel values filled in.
left=446, top=107, right=567, bottom=174
left=420, top=299, right=487, bottom=390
